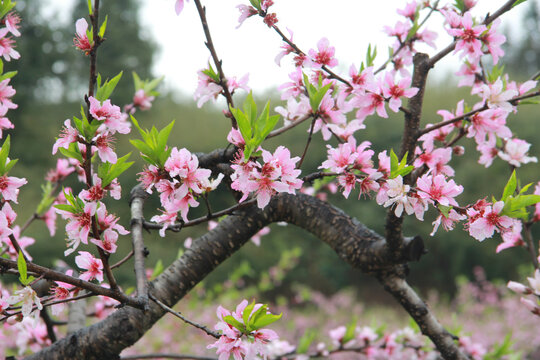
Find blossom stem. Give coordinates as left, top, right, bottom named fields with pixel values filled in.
left=148, top=293, right=220, bottom=339
left=297, top=116, right=317, bottom=168
left=523, top=222, right=539, bottom=269
left=130, top=185, right=149, bottom=307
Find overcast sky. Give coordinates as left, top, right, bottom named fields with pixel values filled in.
left=47, top=0, right=529, bottom=98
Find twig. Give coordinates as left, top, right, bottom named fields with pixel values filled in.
left=193, top=0, right=236, bottom=128
left=144, top=198, right=258, bottom=232
left=523, top=223, right=539, bottom=269
left=378, top=269, right=468, bottom=360
left=267, top=114, right=311, bottom=139
left=0, top=257, right=146, bottom=310
left=271, top=24, right=351, bottom=87
left=121, top=355, right=216, bottom=360
left=40, top=308, right=57, bottom=343
left=429, top=0, right=517, bottom=67
left=111, top=250, right=134, bottom=269
left=297, top=116, right=317, bottom=168
left=149, top=293, right=220, bottom=339
left=418, top=90, right=540, bottom=137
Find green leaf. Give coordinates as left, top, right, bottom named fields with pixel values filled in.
left=59, top=143, right=84, bottom=163
left=223, top=315, right=246, bottom=333
left=296, top=329, right=317, bottom=354
left=98, top=15, right=108, bottom=38
left=87, top=0, right=93, bottom=14
left=98, top=153, right=133, bottom=187
left=343, top=317, right=357, bottom=343
left=0, top=70, right=17, bottom=82
left=17, top=251, right=28, bottom=285
left=248, top=0, right=261, bottom=11
left=512, top=0, right=528, bottom=7
left=95, top=71, right=123, bottom=102
left=501, top=170, right=517, bottom=201
left=243, top=92, right=258, bottom=127
left=438, top=204, right=453, bottom=218
left=36, top=182, right=56, bottom=215
left=243, top=301, right=256, bottom=328
left=53, top=204, right=78, bottom=214
left=251, top=312, right=282, bottom=330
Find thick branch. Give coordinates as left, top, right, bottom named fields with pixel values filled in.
left=130, top=185, right=150, bottom=308
left=377, top=270, right=468, bottom=360
left=385, top=53, right=431, bottom=260
left=26, top=193, right=424, bottom=359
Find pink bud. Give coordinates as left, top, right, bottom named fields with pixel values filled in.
left=507, top=281, right=531, bottom=295
left=453, top=146, right=465, bottom=156
left=520, top=297, right=540, bottom=315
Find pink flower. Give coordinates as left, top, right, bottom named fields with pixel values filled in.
left=0, top=79, right=17, bottom=110
left=275, top=28, right=295, bottom=66
left=308, top=37, right=338, bottom=68
left=383, top=20, right=412, bottom=43
left=137, top=165, right=163, bottom=194
left=447, top=12, right=487, bottom=61
left=0, top=175, right=27, bottom=203
left=4, top=12, right=21, bottom=37
left=75, top=251, right=104, bottom=282
left=93, top=132, right=117, bottom=163
left=132, top=89, right=155, bottom=111
left=476, top=78, right=517, bottom=111
left=251, top=226, right=270, bottom=246
left=60, top=200, right=97, bottom=256
left=381, top=73, right=418, bottom=112
left=227, top=73, right=250, bottom=94
left=52, top=119, right=79, bottom=155
left=416, top=174, right=463, bottom=206
left=236, top=5, right=258, bottom=29
left=73, top=18, right=92, bottom=54
left=194, top=70, right=223, bottom=108
left=45, top=159, right=75, bottom=182
left=381, top=176, right=414, bottom=217
left=7, top=286, right=42, bottom=318
left=354, top=91, right=388, bottom=121
left=0, top=28, right=20, bottom=61
left=90, top=228, right=118, bottom=254
left=467, top=201, right=513, bottom=241
left=89, top=96, right=130, bottom=135
left=481, top=19, right=505, bottom=64
left=498, top=138, right=537, bottom=167
left=397, top=1, right=417, bottom=21
left=430, top=208, right=466, bottom=236
left=175, top=0, right=189, bottom=15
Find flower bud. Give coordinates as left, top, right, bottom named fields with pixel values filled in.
left=520, top=297, right=540, bottom=315
left=453, top=146, right=465, bottom=156
left=507, top=281, right=531, bottom=295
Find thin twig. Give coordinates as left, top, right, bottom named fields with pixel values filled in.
left=297, top=116, right=317, bottom=168
left=193, top=0, right=236, bottom=128
left=121, top=355, right=216, bottom=360
left=0, top=257, right=146, bottom=310
left=111, top=250, right=134, bottom=269
left=149, top=293, right=220, bottom=339
left=429, top=0, right=517, bottom=67
left=523, top=223, right=539, bottom=269
left=267, top=114, right=311, bottom=139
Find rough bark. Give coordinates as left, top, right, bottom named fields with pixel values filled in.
left=25, top=193, right=427, bottom=360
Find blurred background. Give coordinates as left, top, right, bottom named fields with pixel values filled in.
left=7, top=0, right=540, bottom=308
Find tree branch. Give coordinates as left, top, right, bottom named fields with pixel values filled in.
left=25, top=193, right=427, bottom=359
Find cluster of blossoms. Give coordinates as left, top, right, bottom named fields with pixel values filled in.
left=208, top=300, right=279, bottom=360
left=228, top=128, right=303, bottom=209
left=139, top=147, right=223, bottom=236
left=0, top=11, right=20, bottom=138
